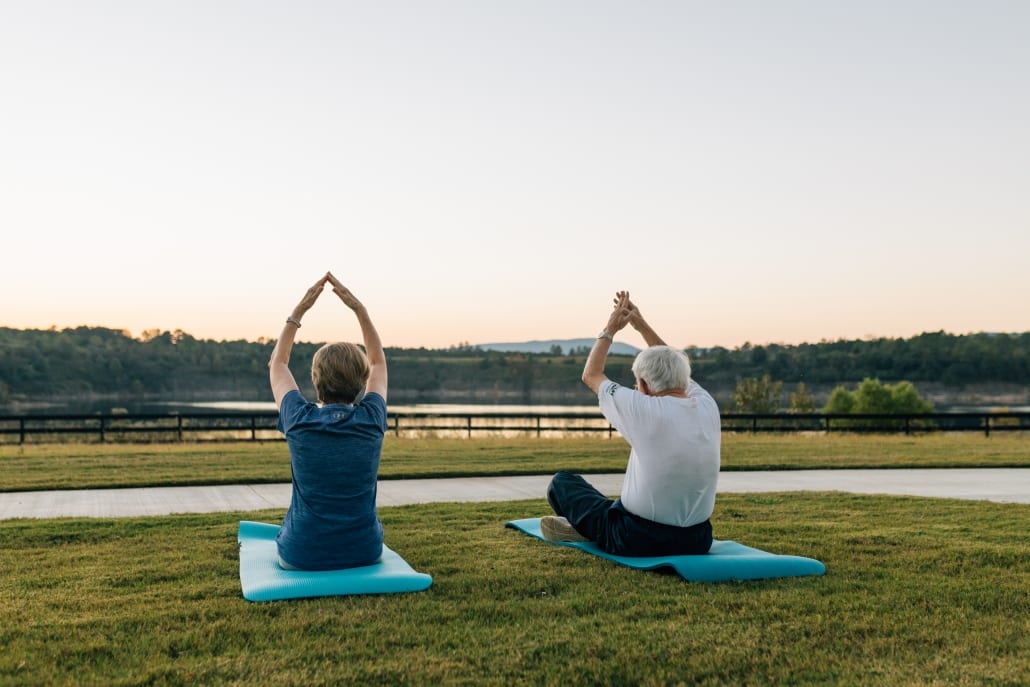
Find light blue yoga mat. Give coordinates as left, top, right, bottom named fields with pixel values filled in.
left=505, top=518, right=825, bottom=583
left=237, top=521, right=433, bottom=602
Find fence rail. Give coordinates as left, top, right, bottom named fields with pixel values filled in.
left=0, top=410, right=1028, bottom=444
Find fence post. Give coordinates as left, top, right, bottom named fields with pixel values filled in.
left=99, top=416, right=106, bottom=443
left=177, top=415, right=184, bottom=442
left=467, top=415, right=472, bottom=439
left=984, top=414, right=990, bottom=438
left=904, top=416, right=910, bottom=436
left=250, top=416, right=257, bottom=441
left=19, top=418, right=25, bottom=445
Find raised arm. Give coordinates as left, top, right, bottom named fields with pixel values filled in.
left=615, top=290, right=667, bottom=347
left=582, top=291, right=633, bottom=394
left=269, top=275, right=329, bottom=408
left=326, top=272, right=388, bottom=402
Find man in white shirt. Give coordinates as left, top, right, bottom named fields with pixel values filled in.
left=541, top=291, right=721, bottom=556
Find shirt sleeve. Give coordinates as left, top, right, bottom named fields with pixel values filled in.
left=276, top=389, right=310, bottom=434
left=597, top=379, right=636, bottom=440
left=358, top=392, right=388, bottom=431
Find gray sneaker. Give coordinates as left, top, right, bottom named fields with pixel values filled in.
left=540, top=516, right=589, bottom=542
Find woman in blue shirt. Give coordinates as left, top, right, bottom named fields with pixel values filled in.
left=268, top=272, right=389, bottom=570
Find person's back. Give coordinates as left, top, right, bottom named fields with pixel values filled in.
left=276, top=390, right=386, bottom=569
left=602, top=379, right=720, bottom=528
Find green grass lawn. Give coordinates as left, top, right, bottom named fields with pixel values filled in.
left=2, top=494, right=1028, bottom=686
left=1, top=433, right=1028, bottom=492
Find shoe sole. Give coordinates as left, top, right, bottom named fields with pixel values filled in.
left=540, top=517, right=589, bottom=542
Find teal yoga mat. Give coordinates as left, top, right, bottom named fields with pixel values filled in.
left=237, top=521, right=433, bottom=602
left=505, top=518, right=825, bottom=582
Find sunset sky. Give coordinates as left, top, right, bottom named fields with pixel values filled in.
left=3, top=2, right=1027, bottom=350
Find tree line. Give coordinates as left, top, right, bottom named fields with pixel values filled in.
left=0, top=326, right=1027, bottom=407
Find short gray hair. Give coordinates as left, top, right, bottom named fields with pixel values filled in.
left=631, top=345, right=691, bottom=393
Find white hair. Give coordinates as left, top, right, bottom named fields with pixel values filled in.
left=631, top=345, right=691, bottom=393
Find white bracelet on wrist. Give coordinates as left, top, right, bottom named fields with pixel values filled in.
left=286, top=316, right=302, bottom=328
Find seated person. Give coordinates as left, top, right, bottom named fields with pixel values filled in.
left=542, top=291, right=721, bottom=556
left=268, top=272, right=388, bottom=570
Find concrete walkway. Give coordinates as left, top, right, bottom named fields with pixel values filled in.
left=1, top=469, right=1028, bottom=519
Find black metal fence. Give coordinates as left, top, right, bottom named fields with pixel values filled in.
left=720, top=411, right=1029, bottom=436
left=0, top=410, right=1027, bottom=444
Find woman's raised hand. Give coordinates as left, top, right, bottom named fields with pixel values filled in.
left=295, top=275, right=329, bottom=314
left=326, top=271, right=364, bottom=311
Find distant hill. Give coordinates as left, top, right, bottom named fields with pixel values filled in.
left=476, top=338, right=641, bottom=356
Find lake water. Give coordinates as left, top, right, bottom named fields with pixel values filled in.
left=7, top=399, right=1025, bottom=417
left=6, top=399, right=602, bottom=416
left=162, top=401, right=602, bottom=415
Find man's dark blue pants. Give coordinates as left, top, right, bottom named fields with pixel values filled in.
left=546, top=471, right=713, bottom=557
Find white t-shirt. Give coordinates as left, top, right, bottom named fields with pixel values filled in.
left=598, top=378, right=721, bottom=528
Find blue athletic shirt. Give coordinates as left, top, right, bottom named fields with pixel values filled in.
left=275, top=389, right=387, bottom=570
